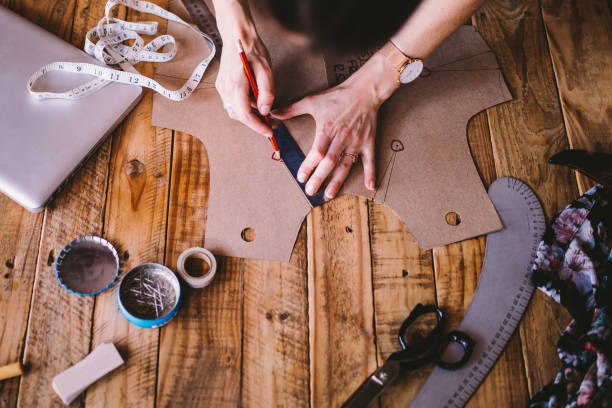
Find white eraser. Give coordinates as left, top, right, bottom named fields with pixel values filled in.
left=52, top=343, right=124, bottom=405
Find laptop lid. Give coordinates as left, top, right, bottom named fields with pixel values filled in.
left=0, top=5, right=142, bottom=212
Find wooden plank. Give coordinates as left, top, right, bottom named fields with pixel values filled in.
left=367, top=202, right=436, bottom=407
left=431, top=111, right=530, bottom=407
left=241, top=224, right=309, bottom=407
left=0, top=198, right=43, bottom=408
left=434, top=238, right=531, bottom=407
left=157, top=256, right=242, bottom=407
left=542, top=0, right=612, bottom=193
left=467, top=113, right=497, bottom=187
left=472, top=0, right=576, bottom=397
left=0, top=6, right=99, bottom=403
left=0, top=12, right=79, bottom=406
left=13, top=0, right=110, bottom=406
left=1, top=0, right=76, bottom=41
left=156, top=132, right=242, bottom=407
left=85, top=96, right=171, bottom=404
left=70, top=0, right=126, bottom=48
left=308, top=196, right=376, bottom=407
left=0, top=6, right=110, bottom=401
left=17, top=141, right=112, bottom=408
left=84, top=2, right=171, bottom=407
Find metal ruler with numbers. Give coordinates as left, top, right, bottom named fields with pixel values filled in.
left=181, top=0, right=223, bottom=52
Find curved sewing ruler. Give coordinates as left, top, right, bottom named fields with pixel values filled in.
left=152, top=0, right=512, bottom=262
left=409, top=177, right=546, bottom=408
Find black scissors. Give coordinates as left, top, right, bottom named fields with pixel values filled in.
left=342, top=303, right=475, bottom=408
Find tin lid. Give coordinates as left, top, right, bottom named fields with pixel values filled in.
left=55, top=236, right=120, bottom=296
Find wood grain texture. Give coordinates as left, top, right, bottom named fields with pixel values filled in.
left=157, top=132, right=242, bottom=407
left=0, top=198, right=43, bottom=408
left=241, top=224, right=309, bottom=408
left=13, top=0, right=109, bottom=406
left=434, top=238, right=531, bottom=408
left=467, top=113, right=497, bottom=187
left=70, top=0, right=126, bottom=49
left=18, top=139, right=112, bottom=408
left=473, top=0, right=576, bottom=397
left=542, top=0, right=612, bottom=193
left=84, top=3, right=171, bottom=406
left=2, top=1, right=610, bottom=406
left=367, top=202, right=436, bottom=407
left=85, top=59, right=171, bottom=408
left=159, top=255, right=243, bottom=407
left=307, top=196, right=376, bottom=408
left=0, top=0, right=76, bottom=41
left=432, top=106, right=529, bottom=407
left=474, top=0, right=579, bottom=214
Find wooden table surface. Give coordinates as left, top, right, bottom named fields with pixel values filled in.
left=1, top=0, right=610, bottom=407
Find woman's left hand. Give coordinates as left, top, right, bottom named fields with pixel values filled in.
left=271, top=52, right=400, bottom=201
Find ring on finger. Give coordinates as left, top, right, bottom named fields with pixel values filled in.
left=341, top=151, right=360, bottom=164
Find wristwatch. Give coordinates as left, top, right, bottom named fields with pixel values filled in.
left=379, top=41, right=424, bottom=84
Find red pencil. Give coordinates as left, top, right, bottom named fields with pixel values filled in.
left=237, top=39, right=280, bottom=153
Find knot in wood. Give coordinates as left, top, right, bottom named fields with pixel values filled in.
left=126, top=159, right=145, bottom=178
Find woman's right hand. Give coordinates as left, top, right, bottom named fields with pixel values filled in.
left=213, top=0, right=274, bottom=136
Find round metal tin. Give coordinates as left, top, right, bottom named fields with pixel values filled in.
left=55, top=236, right=120, bottom=296
left=117, top=263, right=182, bottom=329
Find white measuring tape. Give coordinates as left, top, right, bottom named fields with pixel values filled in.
left=176, top=247, right=217, bottom=288
left=27, top=0, right=215, bottom=101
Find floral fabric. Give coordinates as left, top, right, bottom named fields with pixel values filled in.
left=529, top=184, right=612, bottom=408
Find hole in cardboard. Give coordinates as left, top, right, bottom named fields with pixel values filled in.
left=241, top=228, right=256, bottom=242
left=445, top=212, right=461, bottom=226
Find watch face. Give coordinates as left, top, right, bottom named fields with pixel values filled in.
left=400, top=60, right=424, bottom=84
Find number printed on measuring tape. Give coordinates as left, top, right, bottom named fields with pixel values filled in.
left=26, top=0, right=215, bottom=101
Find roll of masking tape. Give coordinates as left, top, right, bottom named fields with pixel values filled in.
left=176, top=247, right=217, bottom=288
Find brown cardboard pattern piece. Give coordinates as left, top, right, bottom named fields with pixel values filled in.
left=333, top=27, right=512, bottom=249
left=152, top=0, right=511, bottom=261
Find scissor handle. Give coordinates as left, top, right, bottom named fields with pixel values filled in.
left=398, top=303, right=445, bottom=351
left=436, top=330, right=475, bottom=370
left=395, top=304, right=475, bottom=371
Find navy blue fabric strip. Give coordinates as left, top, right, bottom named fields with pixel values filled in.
left=274, top=124, right=326, bottom=208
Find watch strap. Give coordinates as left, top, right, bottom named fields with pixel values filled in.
left=379, top=41, right=422, bottom=82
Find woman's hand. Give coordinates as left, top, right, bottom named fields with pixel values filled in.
left=213, top=0, right=274, bottom=136
left=272, top=53, right=400, bottom=201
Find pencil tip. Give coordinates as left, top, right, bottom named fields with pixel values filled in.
left=236, top=39, right=244, bottom=53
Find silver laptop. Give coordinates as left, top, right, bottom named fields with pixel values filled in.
left=0, top=5, right=142, bottom=212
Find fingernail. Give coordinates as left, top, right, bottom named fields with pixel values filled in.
left=298, top=172, right=307, bottom=183
left=367, top=180, right=375, bottom=190
left=325, top=188, right=337, bottom=201
left=260, top=104, right=271, bottom=116
left=305, top=183, right=314, bottom=195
